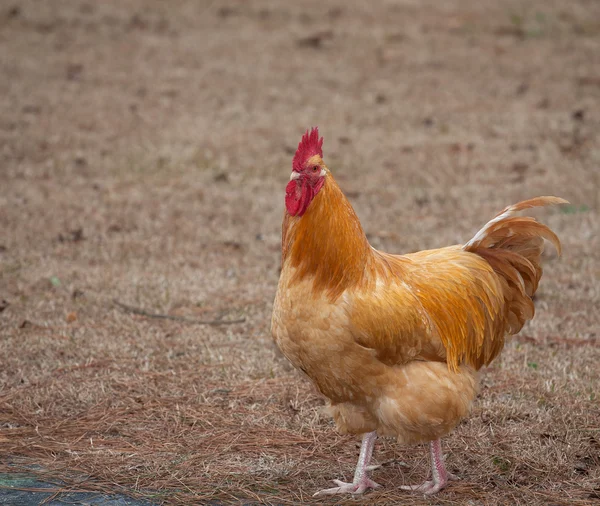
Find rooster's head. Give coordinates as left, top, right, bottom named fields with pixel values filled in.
left=286, top=127, right=327, bottom=217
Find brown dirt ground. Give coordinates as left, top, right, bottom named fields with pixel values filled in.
left=1, top=0, right=599, bottom=504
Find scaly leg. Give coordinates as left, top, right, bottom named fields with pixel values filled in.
left=400, top=439, right=458, bottom=495
left=313, top=431, right=382, bottom=496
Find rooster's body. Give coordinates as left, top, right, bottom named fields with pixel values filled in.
left=271, top=128, right=566, bottom=496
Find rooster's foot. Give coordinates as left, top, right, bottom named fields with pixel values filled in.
left=314, top=431, right=381, bottom=497
left=400, top=439, right=458, bottom=495
left=400, top=472, right=458, bottom=495
left=313, top=478, right=382, bottom=496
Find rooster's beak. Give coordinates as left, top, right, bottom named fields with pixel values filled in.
left=290, top=172, right=301, bottom=181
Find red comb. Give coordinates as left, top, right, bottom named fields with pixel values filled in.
left=292, top=127, right=323, bottom=172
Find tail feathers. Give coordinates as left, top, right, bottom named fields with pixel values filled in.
left=464, top=196, right=567, bottom=335
left=464, top=197, right=567, bottom=254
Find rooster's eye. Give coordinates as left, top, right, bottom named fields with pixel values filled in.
left=312, top=165, right=319, bottom=172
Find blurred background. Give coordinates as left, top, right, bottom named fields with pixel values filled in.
left=1, top=1, right=599, bottom=504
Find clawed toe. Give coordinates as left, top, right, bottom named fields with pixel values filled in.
left=400, top=480, right=435, bottom=493
left=401, top=474, right=458, bottom=495
left=313, top=478, right=382, bottom=497
left=401, top=480, right=445, bottom=495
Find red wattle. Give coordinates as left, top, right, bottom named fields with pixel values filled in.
left=285, top=179, right=313, bottom=216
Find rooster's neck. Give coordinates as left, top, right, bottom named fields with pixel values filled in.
left=282, top=175, right=373, bottom=300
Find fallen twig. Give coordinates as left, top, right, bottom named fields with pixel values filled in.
left=112, top=300, right=245, bottom=325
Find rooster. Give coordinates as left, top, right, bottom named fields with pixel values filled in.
left=271, top=127, right=566, bottom=496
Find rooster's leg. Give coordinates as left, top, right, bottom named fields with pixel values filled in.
left=400, top=439, right=458, bottom=495
left=313, top=431, right=382, bottom=496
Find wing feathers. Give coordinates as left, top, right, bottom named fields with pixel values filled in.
left=349, top=196, right=566, bottom=372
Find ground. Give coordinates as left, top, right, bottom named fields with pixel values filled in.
left=1, top=0, right=599, bottom=505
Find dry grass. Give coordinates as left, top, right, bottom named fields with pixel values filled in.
left=1, top=0, right=599, bottom=504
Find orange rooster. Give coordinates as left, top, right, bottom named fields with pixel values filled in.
left=271, top=127, right=566, bottom=496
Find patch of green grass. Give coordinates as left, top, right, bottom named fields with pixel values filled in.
left=492, top=456, right=511, bottom=473
left=508, top=10, right=548, bottom=38
left=560, top=204, right=591, bottom=214
left=509, top=13, right=524, bottom=31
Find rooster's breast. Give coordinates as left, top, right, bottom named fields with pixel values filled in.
left=271, top=275, right=382, bottom=403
